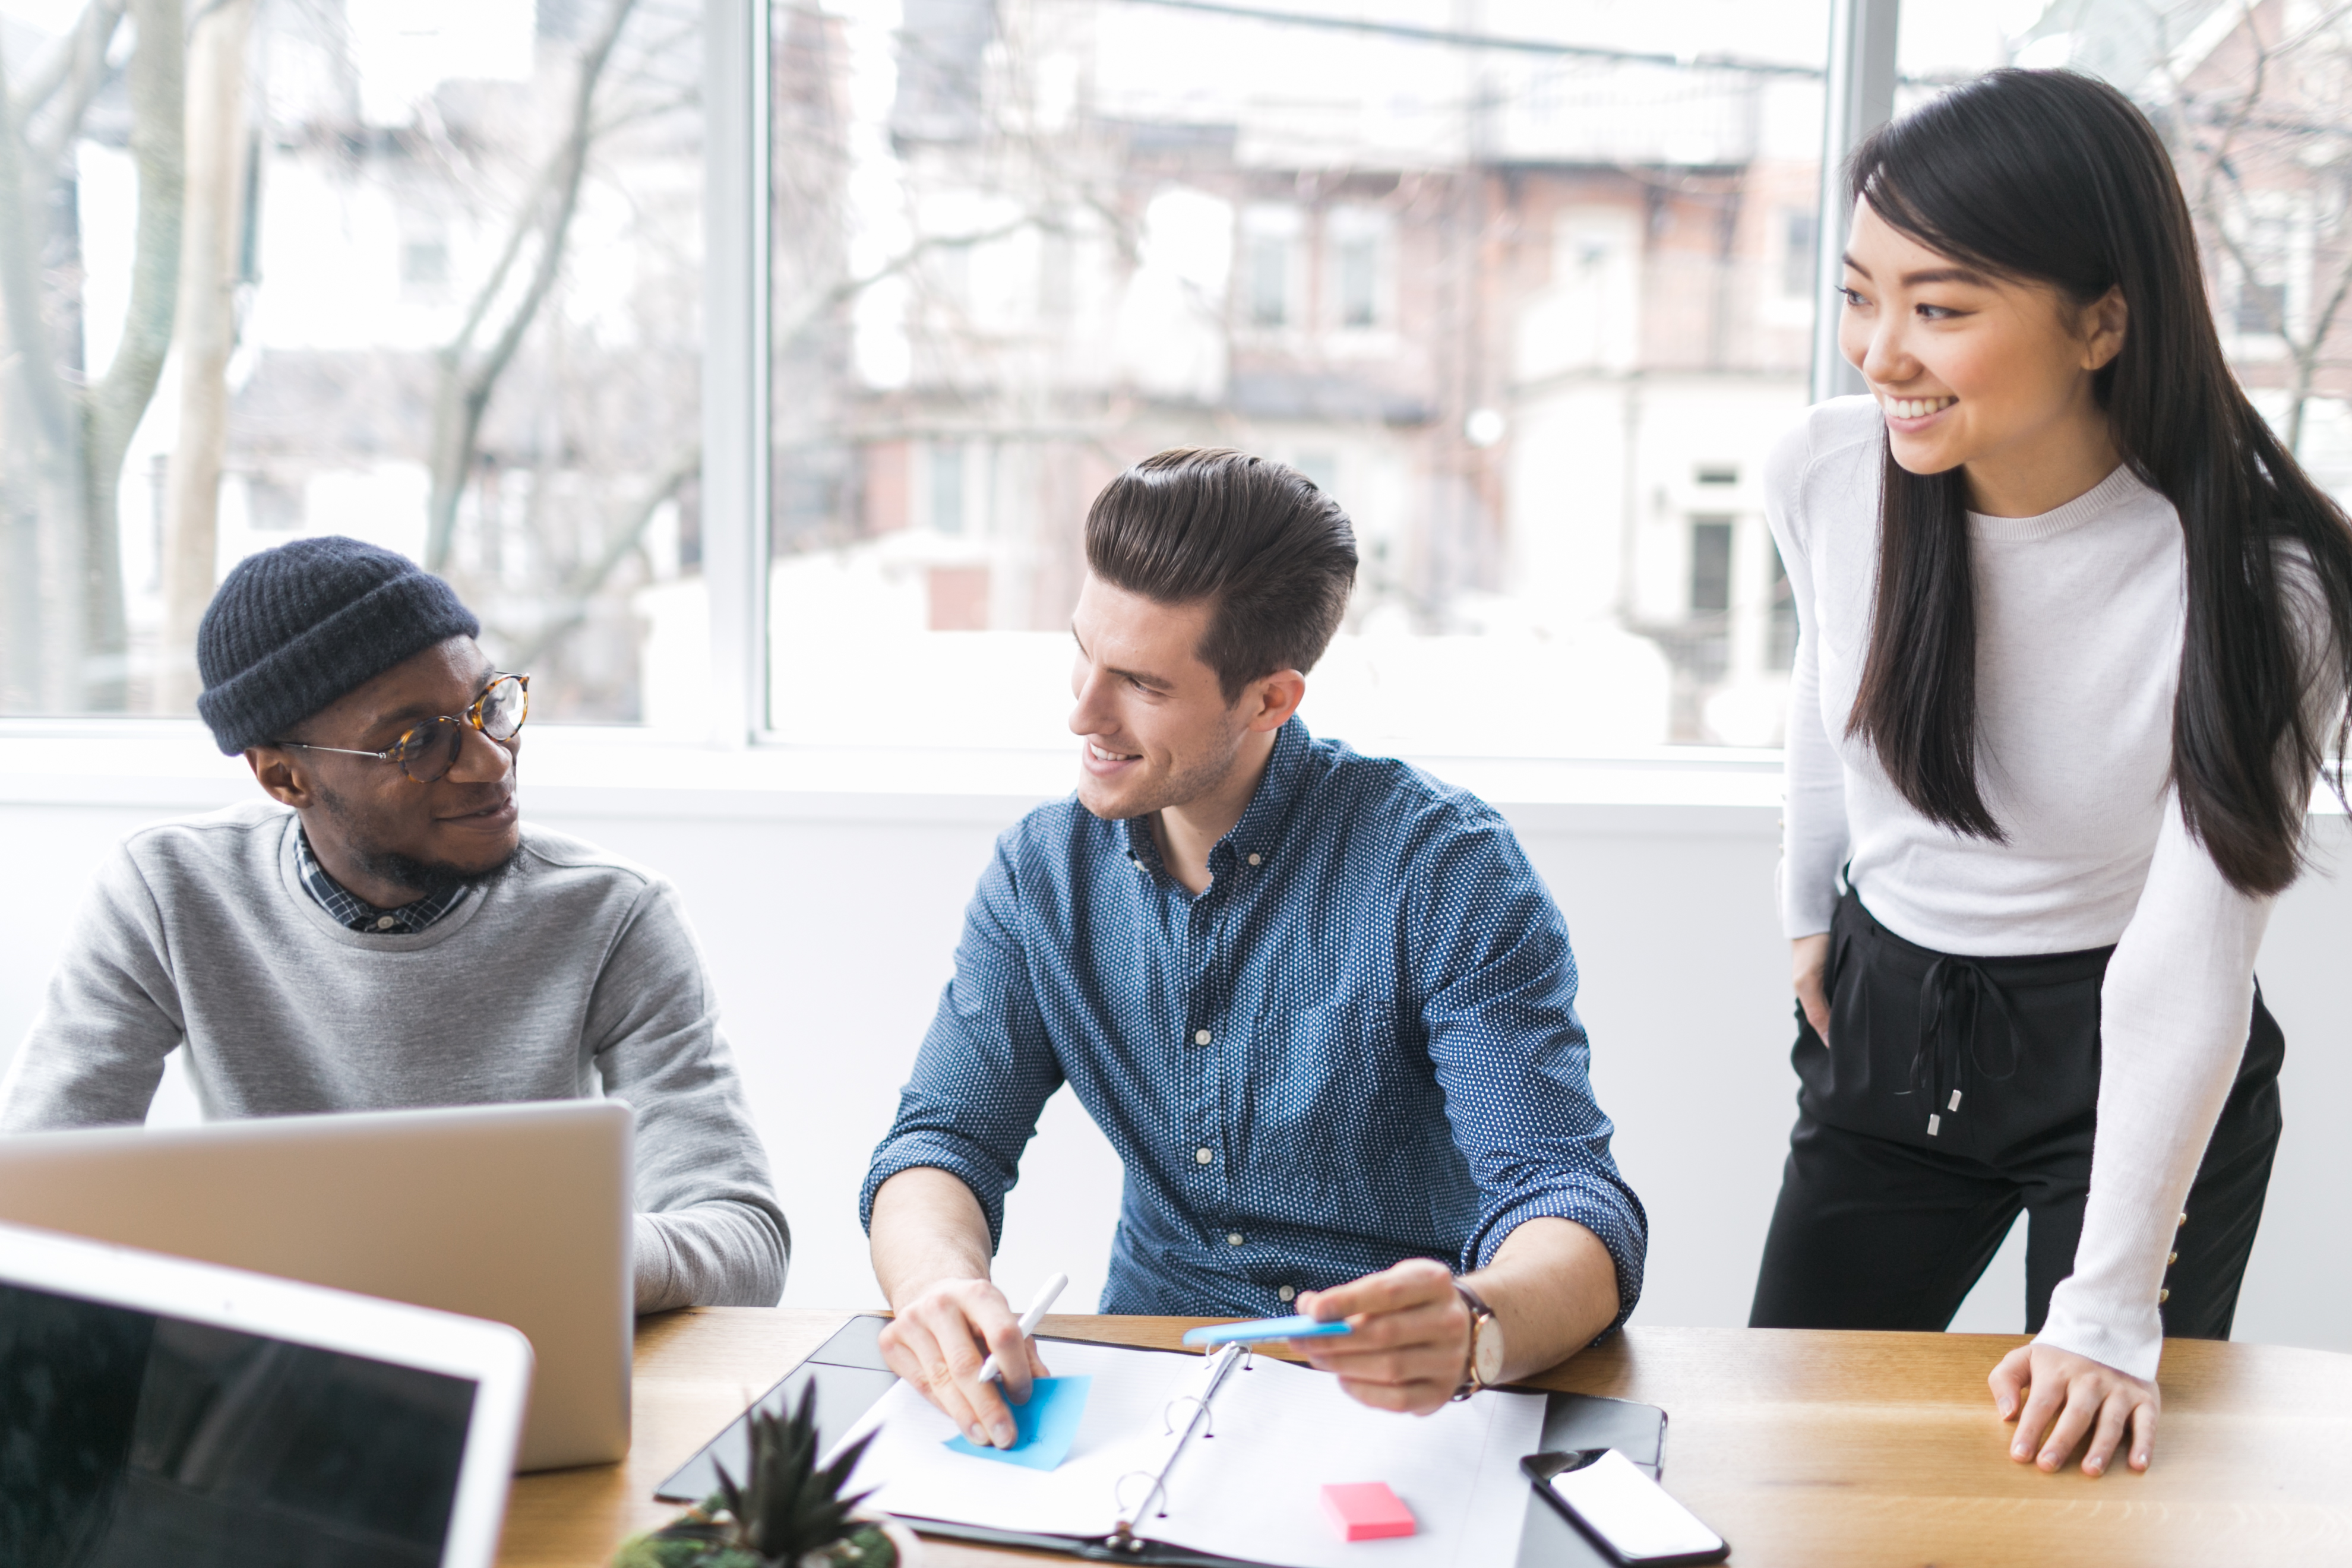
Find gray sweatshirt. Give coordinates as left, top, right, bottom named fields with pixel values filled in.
left=0, top=801, right=788, bottom=1313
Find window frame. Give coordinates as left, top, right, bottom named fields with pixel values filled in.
left=696, top=1, right=1904, bottom=751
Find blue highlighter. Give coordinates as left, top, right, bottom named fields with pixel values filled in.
left=1181, top=1314, right=1355, bottom=1348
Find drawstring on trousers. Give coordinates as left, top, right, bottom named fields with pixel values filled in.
left=1904, top=957, right=2025, bottom=1136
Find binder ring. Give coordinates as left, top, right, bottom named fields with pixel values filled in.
left=1113, top=1469, right=1158, bottom=1518
left=1159, top=1393, right=1213, bottom=1439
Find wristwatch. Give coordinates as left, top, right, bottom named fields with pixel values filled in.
left=1450, top=1281, right=1504, bottom=1402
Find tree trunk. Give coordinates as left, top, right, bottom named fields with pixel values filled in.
left=157, top=0, right=251, bottom=711
left=0, top=0, right=181, bottom=712
left=81, top=0, right=186, bottom=710
left=0, top=26, right=86, bottom=710
left=423, top=0, right=641, bottom=573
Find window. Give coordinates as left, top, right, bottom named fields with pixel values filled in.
left=1689, top=520, right=1734, bottom=617
left=2236, top=279, right=2288, bottom=338
left=750, top=1, right=1835, bottom=753
left=0, top=0, right=703, bottom=719
left=1326, top=206, right=1392, bottom=332
left=1781, top=208, right=1818, bottom=299
left=1246, top=238, right=1291, bottom=328
left=1239, top=205, right=1305, bottom=332
left=1902, top=6, right=2350, bottom=502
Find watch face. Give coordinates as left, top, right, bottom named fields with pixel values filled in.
left=1472, top=1316, right=1506, bottom=1385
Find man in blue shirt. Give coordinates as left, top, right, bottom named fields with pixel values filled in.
left=865, top=448, right=1645, bottom=1447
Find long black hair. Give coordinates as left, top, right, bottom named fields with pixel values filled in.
left=1844, top=68, right=2352, bottom=896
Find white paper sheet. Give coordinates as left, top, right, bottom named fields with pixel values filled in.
left=837, top=1340, right=1545, bottom=1568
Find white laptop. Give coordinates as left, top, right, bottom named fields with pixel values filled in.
left=0, top=1218, right=531, bottom=1568
left=0, top=1099, right=632, bottom=1471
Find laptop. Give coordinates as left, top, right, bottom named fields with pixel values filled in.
left=0, top=1099, right=633, bottom=1471
left=0, top=1218, right=532, bottom=1568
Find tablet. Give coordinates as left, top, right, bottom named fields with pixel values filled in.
left=0, top=1219, right=532, bottom=1568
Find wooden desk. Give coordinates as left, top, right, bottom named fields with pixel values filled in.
left=500, top=1310, right=2352, bottom=1568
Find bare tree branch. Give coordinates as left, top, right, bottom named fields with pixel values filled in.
left=425, top=0, right=642, bottom=571
left=84, top=0, right=185, bottom=489
left=504, top=444, right=700, bottom=669
left=78, top=0, right=185, bottom=707
left=11, top=0, right=125, bottom=133
left=26, top=0, right=129, bottom=174
left=773, top=214, right=1048, bottom=354
left=0, top=34, right=73, bottom=450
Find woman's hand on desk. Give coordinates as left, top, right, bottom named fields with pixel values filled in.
left=877, top=1278, right=1053, bottom=1450
left=1990, top=1342, right=2158, bottom=1477
left=1295, top=1258, right=1471, bottom=1417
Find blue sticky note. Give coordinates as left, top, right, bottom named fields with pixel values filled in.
left=942, top=1375, right=1093, bottom=1471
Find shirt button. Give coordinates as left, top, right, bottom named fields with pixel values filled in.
left=1228, top=1233, right=1245, bottom=1246
left=1194, top=1028, right=1212, bottom=1045
left=2177, top=1212, right=2187, bottom=1228
left=2158, top=1288, right=2170, bottom=1304
left=1194, top=1147, right=1213, bottom=1164
left=2167, top=1251, right=2179, bottom=1266
left=1247, top=853, right=1262, bottom=867
left=1278, top=1284, right=1296, bottom=1302
left=374, top=916, right=396, bottom=930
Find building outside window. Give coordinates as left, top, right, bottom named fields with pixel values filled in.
left=6, top=1, right=2349, bottom=758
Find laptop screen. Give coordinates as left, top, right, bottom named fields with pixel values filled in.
left=0, top=1276, right=479, bottom=1568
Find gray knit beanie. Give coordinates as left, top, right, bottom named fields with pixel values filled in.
left=196, top=536, right=482, bottom=755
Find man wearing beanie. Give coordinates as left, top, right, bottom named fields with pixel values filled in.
left=0, top=536, right=789, bottom=1314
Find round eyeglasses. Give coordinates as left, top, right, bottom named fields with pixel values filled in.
left=274, top=674, right=530, bottom=784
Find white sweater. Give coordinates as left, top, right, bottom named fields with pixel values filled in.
left=1768, top=396, right=2307, bottom=1380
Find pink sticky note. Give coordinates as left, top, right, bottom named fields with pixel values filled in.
left=1319, top=1482, right=1417, bottom=1542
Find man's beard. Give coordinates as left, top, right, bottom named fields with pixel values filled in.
left=315, top=787, right=524, bottom=902
left=1089, top=722, right=1250, bottom=823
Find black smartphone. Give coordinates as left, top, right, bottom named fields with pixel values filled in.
left=1521, top=1449, right=1730, bottom=1567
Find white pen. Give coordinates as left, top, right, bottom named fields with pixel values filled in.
left=975, top=1270, right=1069, bottom=1384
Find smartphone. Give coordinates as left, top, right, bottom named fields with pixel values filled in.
left=1520, top=1449, right=1729, bottom=1567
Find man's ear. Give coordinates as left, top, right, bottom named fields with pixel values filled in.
left=246, top=746, right=315, bottom=810
left=1244, top=669, right=1307, bottom=734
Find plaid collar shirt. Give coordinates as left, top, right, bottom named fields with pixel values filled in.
left=294, top=829, right=469, bottom=935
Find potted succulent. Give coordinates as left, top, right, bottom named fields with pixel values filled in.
left=612, top=1386, right=919, bottom=1568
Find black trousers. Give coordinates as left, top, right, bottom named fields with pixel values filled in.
left=1749, top=889, right=2285, bottom=1338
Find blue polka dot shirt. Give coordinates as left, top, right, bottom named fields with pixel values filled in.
left=861, top=717, right=1647, bottom=1324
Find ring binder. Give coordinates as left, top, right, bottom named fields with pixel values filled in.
left=660, top=1319, right=1669, bottom=1568
left=1112, top=1343, right=1248, bottom=1546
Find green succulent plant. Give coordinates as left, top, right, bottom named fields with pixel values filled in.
left=612, top=1385, right=897, bottom=1568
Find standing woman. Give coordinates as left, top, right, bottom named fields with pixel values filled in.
left=1752, top=69, right=2352, bottom=1481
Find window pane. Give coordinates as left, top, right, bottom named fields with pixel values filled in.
left=1898, top=8, right=2352, bottom=513
left=764, top=0, right=1831, bottom=751
left=1, top=0, right=703, bottom=720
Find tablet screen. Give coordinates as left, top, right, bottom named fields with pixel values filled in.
left=0, top=1277, right=478, bottom=1568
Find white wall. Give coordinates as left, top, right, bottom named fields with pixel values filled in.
left=2, top=736, right=2344, bottom=1352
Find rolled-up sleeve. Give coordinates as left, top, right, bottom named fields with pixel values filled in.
left=1410, top=812, right=1649, bottom=1332
left=860, top=841, right=1065, bottom=1249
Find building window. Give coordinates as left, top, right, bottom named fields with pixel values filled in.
left=1238, top=204, right=1304, bottom=331
left=2235, top=277, right=2287, bottom=336
left=1781, top=208, right=1817, bottom=299
left=930, top=444, right=966, bottom=536
left=1336, top=238, right=1378, bottom=327
left=1690, top=518, right=1734, bottom=617
left=1244, top=235, right=1291, bottom=328
left=1326, top=205, right=1390, bottom=331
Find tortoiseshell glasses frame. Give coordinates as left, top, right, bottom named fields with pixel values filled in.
left=272, top=674, right=530, bottom=784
